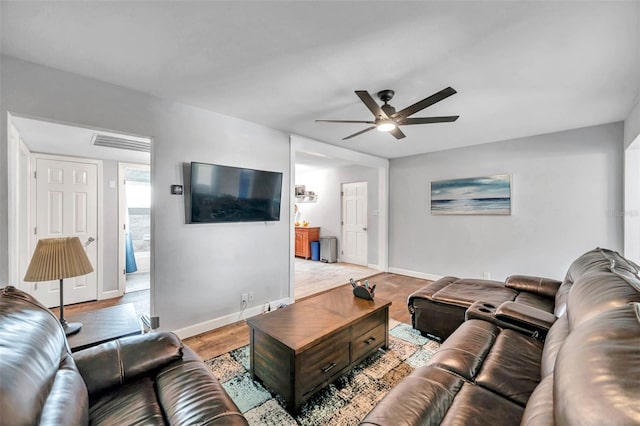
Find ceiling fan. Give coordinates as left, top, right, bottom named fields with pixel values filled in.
left=315, top=87, right=459, bottom=140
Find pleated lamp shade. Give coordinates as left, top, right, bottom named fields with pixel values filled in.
left=24, top=237, right=94, bottom=282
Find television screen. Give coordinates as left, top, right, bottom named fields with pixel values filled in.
left=190, top=162, right=283, bottom=223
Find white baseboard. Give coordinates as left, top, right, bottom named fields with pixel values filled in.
left=172, top=297, right=290, bottom=339
left=388, top=267, right=442, bottom=282
left=367, top=264, right=381, bottom=271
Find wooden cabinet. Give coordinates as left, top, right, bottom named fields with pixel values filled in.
left=294, top=227, right=320, bottom=259
left=247, top=286, right=390, bottom=411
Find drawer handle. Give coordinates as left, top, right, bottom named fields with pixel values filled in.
left=321, top=362, right=337, bottom=373
left=364, top=337, right=377, bottom=345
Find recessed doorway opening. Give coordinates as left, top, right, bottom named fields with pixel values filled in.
left=120, top=163, right=151, bottom=294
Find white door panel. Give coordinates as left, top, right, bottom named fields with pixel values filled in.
left=32, top=158, right=98, bottom=307
left=341, top=181, right=367, bottom=265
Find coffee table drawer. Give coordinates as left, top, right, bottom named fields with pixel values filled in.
left=352, top=322, right=386, bottom=361
left=298, top=329, right=350, bottom=395
left=352, top=309, right=386, bottom=338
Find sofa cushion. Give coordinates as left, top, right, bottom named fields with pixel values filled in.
left=567, top=271, right=640, bottom=332
left=0, top=286, right=88, bottom=425
left=505, top=275, right=561, bottom=298
left=430, top=319, right=498, bottom=380
left=156, top=347, right=249, bottom=425
left=555, top=247, right=639, bottom=317
left=89, top=376, right=165, bottom=425
left=430, top=319, right=543, bottom=407
left=74, top=332, right=183, bottom=397
left=475, top=329, right=543, bottom=406
left=539, top=314, right=568, bottom=377
left=38, top=356, right=89, bottom=425
left=554, top=303, right=640, bottom=425
left=513, top=292, right=553, bottom=312
left=520, top=374, right=554, bottom=426
left=363, top=367, right=524, bottom=426
left=431, top=279, right=517, bottom=308
left=360, top=366, right=465, bottom=425
left=439, top=383, right=524, bottom=426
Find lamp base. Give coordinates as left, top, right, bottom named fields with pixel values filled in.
left=61, top=320, right=82, bottom=336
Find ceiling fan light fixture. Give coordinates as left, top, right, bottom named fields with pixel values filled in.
left=376, top=120, right=396, bottom=132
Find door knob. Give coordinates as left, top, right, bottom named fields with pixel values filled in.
left=362, top=227, right=367, bottom=231
left=84, top=237, right=95, bottom=247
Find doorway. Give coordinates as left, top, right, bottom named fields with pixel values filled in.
left=8, top=114, right=151, bottom=316
left=341, top=181, right=368, bottom=266
left=120, top=163, right=151, bottom=293
left=292, top=146, right=384, bottom=301
left=30, top=155, right=101, bottom=307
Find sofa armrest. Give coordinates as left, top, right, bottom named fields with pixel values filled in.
left=155, top=346, right=248, bottom=425
left=495, top=301, right=556, bottom=332
left=505, top=275, right=561, bottom=298
left=73, top=332, right=183, bottom=397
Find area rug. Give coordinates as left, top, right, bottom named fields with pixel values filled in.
left=205, top=319, right=441, bottom=425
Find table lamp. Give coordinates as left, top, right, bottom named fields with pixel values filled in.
left=24, top=237, right=94, bottom=335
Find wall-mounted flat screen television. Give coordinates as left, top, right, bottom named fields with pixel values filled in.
left=190, top=162, right=283, bottom=223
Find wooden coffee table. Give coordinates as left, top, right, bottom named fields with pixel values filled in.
left=66, top=303, right=142, bottom=352
left=246, top=285, right=391, bottom=411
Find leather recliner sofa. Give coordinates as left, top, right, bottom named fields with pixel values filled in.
left=361, top=248, right=640, bottom=425
left=0, top=286, right=248, bottom=426
left=408, top=248, right=623, bottom=341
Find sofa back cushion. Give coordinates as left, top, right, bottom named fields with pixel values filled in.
left=555, top=248, right=639, bottom=317
left=539, top=314, right=568, bottom=378
left=566, top=270, right=640, bottom=332
left=74, top=332, right=183, bottom=397
left=0, top=286, right=88, bottom=425
left=553, top=303, right=640, bottom=425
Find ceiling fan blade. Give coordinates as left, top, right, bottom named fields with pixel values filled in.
left=315, top=119, right=375, bottom=124
left=393, top=87, right=457, bottom=119
left=342, top=126, right=376, bottom=140
left=402, top=116, right=459, bottom=125
left=355, top=91, right=389, bottom=119
left=390, top=127, right=406, bottom=140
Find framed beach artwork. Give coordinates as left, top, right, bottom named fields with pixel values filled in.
left=430, top=174, right=511, bottom=215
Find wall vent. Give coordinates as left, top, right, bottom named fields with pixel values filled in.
left=92, top=133, right=150, bottom=153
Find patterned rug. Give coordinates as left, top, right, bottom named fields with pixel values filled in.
left=205, top=319, right=441, bottom=425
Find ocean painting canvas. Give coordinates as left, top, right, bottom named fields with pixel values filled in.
left=431, top=174, right=511, bottom=215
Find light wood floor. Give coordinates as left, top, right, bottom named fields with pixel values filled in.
left=294, top=258, right=380, bottom=299
left=55, top=273, right=432, bottom=361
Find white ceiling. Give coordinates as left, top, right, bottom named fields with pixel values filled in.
left=2, top=1, right=639, bottom=159
left=11, top=116, right=151, bottom=164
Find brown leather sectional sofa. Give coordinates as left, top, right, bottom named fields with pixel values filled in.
left=0, top=286, right=248, bottom=426
left=409, top=272, right=567, bottom=341
left=362, top=248, right=640, bottom=425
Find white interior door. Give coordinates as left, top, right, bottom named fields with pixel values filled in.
left=31, top=157, right=99, bottom=307
left=341, top=181, right=367, bottom=266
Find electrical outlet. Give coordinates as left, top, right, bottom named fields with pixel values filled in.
left=483, top=272, right=491, bottom=280
left=249, top=292, right=254, bottom=302
left=241, top=293, right=248, bottom=304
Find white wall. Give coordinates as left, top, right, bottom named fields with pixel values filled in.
left=623, top=98, right=640, bottom=263
left=389, top=122, right=624, bottom=281
left=624, top=140, right=640, bottom=264
left=1, top=56, right=290, bottom=333
left=102, top=160, right=120, bottom=293
left=624, top=98, right=640, bottom=148
left=295, top=165, right=379, bottom=266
